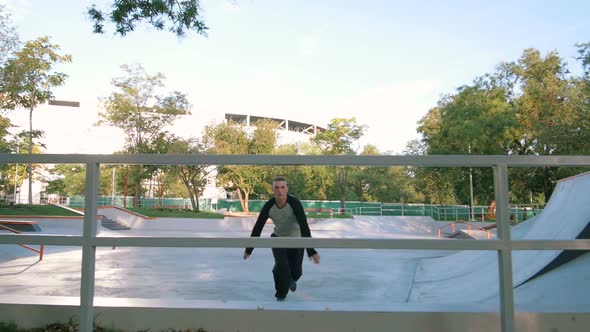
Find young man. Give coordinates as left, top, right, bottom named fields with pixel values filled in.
left=243, top=176, right=320, bottom=301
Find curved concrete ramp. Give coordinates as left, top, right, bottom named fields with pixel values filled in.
left=311, top=216, right=437, bottom=238
left=408, top=171, right=590, bottom=303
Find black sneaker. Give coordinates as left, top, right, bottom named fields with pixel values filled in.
left=276, top=297, right=286, bottom=302
left=289, top=279, right=297, bottom=292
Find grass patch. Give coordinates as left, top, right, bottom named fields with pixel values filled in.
left=0, top=203, right=81, bottom=216
left=126, top=207, right=224, bottom=219
left=0, top=203, right=223, bottom=219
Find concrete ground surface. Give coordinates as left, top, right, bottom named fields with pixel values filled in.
left=1, top=172, right=590, bottom=317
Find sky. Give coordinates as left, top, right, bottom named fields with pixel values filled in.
left=1, top=0, right=589, bottom=154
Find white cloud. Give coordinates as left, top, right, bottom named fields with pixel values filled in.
left=0, top=0, right=31, bottom=24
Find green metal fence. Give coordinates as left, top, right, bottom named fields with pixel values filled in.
left=67, top=196, right=542, bottom=222
left=67, top=195, right=215, bottom=211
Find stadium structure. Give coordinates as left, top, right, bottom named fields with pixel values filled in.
left=201, top=113, right=327, bottom=203
left=224, top=113, right=325, bottom=146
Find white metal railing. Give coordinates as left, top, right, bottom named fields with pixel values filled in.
left=357, top=204, right=539, bottom=222
left=1, top=154, right=590, bottom=332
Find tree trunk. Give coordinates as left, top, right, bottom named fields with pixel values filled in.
left=123, top=167, right=128, bottom=207
left=188, top=193, right=197, bottom=210
left=132, top=165, right=142, bottom=208
left=543, top=166, right=555, bottom=204
left=243, top=191, right=249, bottom=212
left=337, top=166, right=348, bottom=214
left=191, top=182, right=201, bottom=211
left=191, top=185, right=200, bottom=211
left=188, top=186, right=197, bottom=211
left=133, top=179, right=141, bottom=208
left=236, top=189, right=247, bottom=212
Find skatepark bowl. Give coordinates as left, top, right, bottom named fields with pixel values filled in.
left=1, top=154, right=590, bottom=332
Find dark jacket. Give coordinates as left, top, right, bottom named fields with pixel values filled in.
left=245, top=194, right=318, bottom=257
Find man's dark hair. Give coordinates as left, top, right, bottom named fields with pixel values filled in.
left=273, top=176, right=287, bottom=184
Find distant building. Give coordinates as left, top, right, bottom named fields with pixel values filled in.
left=224, top=113, right=325, bottom=146
left=211, top=113, right=326, bottom=202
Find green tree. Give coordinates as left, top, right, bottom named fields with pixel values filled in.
left=349, top=145, right=421, bottom=203
left=576, top=42, right=590, bottom=76
left=0, top=5, right=18, bottom=67
left=0, top=36, right=71, bottom=204
left=417, top=77, right=518, bottom=206
left=46, top=164, right=113, bottom=196
left=501, top=49, right=575, bottom=201
left=570, top=42, right=590, bottom=154
left=419, top=78, right=516, bottom=155
left=96, top=64, right=191, bottom=207
left=415, top=47, right=590, bottom=205
left=166, top=137, right=213, bottom=211
left=203, top=119, right=278, bottom=212
left=270, top=143, right=335, bottom=201
left=88, top=0, right=208, bottom=37
left=312, top=118, right=367, bottom=211
left=46, top=165, right=85, bottom=196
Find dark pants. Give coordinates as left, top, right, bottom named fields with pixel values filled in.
left=271, top=235, right=304, bottom=299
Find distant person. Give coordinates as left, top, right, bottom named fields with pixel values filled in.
left=243, top=176, right=320, bottom=301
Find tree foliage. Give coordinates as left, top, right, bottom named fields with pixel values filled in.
left=416, top=45, right=590, bottom=205
left=312, top=118, right=367, bottom=210
left=97, top=64, right=191, bottom=206
left=271, top=143, right=335, bottom=201
left=349, top=145, right=421, bottom=203
left=0, top=37, right=71, bottom=112
left=88, top=0, right=208, bottom=37
left=166, top=137, right=212, bottom=211
left=0, top=5, right=18, bottom=66
left=97, top=64, right=191, bottom=153
left=0, top=36, right=71, bottom=203
left=203, top=119, right=278, bottom=212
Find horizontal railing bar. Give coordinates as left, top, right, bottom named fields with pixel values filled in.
left=0, top=234, right=83, bottom=245
left=3, top=235, right=590, bottom=250
left=1, top=154, right=590, bottom=167
left=92, top=237, right=504, bottom=250
left=510, top=240, right=590, bottom=250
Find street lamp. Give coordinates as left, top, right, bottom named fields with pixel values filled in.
left=48, top=100, right=80, bottom=107
left=468, top=144, right=475, bottom=221
left=13, top=139, right=19, bottom=203
left=111, top=167, right=116, bottom=206
left=26, top=99, right=80, bottom=205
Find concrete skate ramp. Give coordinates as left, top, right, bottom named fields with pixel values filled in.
left=0, top=220, right=40, bottom=232
left=311, top=216, right=437, bottom=238
left=96, top=208, right=438, bottom=238
left=97, top=207, right=149, bottom=229
left=408, top=171, right=590, bottom=303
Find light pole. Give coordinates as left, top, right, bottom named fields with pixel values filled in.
left=111, top=167, right=116, bottom=206
left=26, top=99, right=80, bottom=205
left=469, top=144, right=475, bottom=221
left=13, top=139, right=19, bottom=203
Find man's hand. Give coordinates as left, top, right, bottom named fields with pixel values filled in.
left=310, top=254, right=320, bottom=264
left=243, top=252, right=251, bottom=260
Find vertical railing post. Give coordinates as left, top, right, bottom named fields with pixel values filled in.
left=80, top=160, right=100, bottom=332
left=493, top=164, right=515, bottom=332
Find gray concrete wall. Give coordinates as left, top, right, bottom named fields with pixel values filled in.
left=2, top=302, right=590, bottom=332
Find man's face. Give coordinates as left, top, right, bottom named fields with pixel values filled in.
left=273, top=180, right=288, bottom=199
